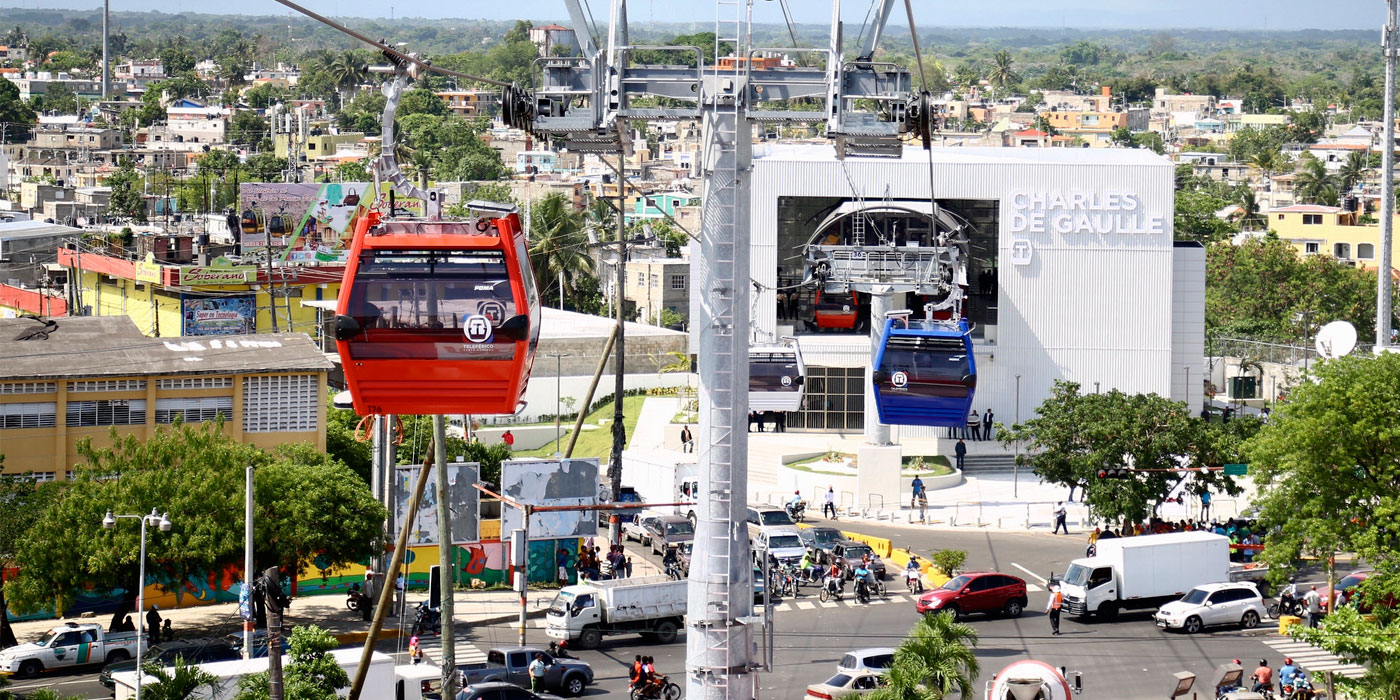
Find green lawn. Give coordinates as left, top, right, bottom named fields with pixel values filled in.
left=516, top=395, right=646, bottom=460
left=902, top=455, right=954, bottom=475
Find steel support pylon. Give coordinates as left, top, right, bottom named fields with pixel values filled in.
left=865, top=291, right=894, bottom=446
left=686, top=56, right=756, bottom=700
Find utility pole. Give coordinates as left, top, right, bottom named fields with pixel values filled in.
left=608, top=143, right=627, bottom=545
left=101, top=0, right=110, bottom=100
left=431, top=416, right=457, bottom=699
left=1380, top=0, right=1398, bottom=348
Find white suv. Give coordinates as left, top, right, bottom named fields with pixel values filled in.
left=1154, top=582, right=1266, bottom=634
left=754, top=527, right=807, bottom=566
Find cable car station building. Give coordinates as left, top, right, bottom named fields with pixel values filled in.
left=747, top=145, right=1203, bottom=436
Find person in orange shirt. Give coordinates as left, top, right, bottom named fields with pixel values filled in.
left=1046, top=584, right=1064, bottom=635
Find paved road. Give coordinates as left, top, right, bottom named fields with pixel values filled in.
left=9, top=516, right=1358, bottom=699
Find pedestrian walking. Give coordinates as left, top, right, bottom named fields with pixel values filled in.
left=1052, top=502, right=1069, bottom=535
left=1046, top=584, right=1063, bottom=635
left=409, top=635, right=423, bottom=665
left=982, top=409, right=995, bottom=440
left=502, top=430, right=515, bottom=448
left=954, top=438, right=967, bottom=471
left=1304, top=586, right=1322, bottom=628
left=910, top=475, right=925, bottom=509
left=529, top=653, right=548, bottom=692
left=360, top=571, right=375, bottom=621
left=146, top=606, right=163, bottom=644
left=557, top=547, right=571, bottom=585
left=395, top=574, right=406, bottom=617
left=823, top=486, right=837, bottom=519
left=680, top=425, right=693, bottom=453
left=967, top=410, right=982, bottom=441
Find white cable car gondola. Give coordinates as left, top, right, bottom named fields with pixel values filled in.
left=748, top=338, right=805, bottom=412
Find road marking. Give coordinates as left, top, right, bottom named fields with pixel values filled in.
left=868, top=598, right=888, bottom=605
left=819, top=600, right=839, bottom=608
left=795, top=601, right=817, bottom=610
left=1263, top=636, right=1367, bottom=679
left=1012, top=563, right=1048, bottom=585
left=1027, top=584, right=1044, bottom=593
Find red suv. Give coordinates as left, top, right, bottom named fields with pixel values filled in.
left=915, top=572, right=1028, bottom=619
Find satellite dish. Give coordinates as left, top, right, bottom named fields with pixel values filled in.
left=331, top=390, right=354, bottom=410
left=1315, top=321, right=1357, bottom=359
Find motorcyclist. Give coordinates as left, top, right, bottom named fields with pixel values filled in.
left=824, top=562, right=843, bottom=596
left=800, top=551, right=821, bottom=583
left=662, top=545, right=681, bottom=579
left=1279, top=658, right=1300, bottom=690
left=904, top=556, right=924, bottom=592
left=853, top=562, right=873, bottom=601
left=786, top=490, right=806, bottom=519
left=1251, top=659, right=1274, bottom=695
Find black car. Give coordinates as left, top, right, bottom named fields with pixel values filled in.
left=99, top=638, right=240, bottom=689
left=799, top=527, right=847, bottom=564
left=455, top=681, right=563, bottom=700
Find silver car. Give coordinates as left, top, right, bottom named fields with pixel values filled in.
left=638, top=514, right=695, bottom=555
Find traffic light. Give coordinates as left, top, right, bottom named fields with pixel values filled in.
left=1097, top=468, right=1133, bottom=479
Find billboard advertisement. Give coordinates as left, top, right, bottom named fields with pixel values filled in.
left=394, top=461, right=481, bottom=546
left=500, top=458, right=601, bottom=540
left=239, top=182, right=427, bottom=263
left=181, top=296, right=256, bottom=336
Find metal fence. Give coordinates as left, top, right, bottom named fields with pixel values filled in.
left=1204, top=336, right=1374, bottom=365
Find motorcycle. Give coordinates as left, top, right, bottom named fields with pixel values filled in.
left=1281, top=673, right=1316, bottom=700
left=854, top=578, right=872, bottom=604
left=630, top=675, right=682, bottom=700
left=412, top=600, right=441, bottom=637
left=904, top=567, right=924, bottom=593
left=786, top=500, right=806, bottom=523
left=1269, top=591, right=1302, bottom=619
left=819, top=575, right=845, bottom=603
left=780, top=564, right=801, bottom=597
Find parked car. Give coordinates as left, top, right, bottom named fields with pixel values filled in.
left=831, top=541, right=887, bottom=580
left=754, top=527, right=807, bottom=566
left=805, top=671, right=886, bottom=700
left=798, top=527, right=847, bottom=564
left=100, top=638, right=240, bottom=690
left=1154, top=582, right=1266, bottom=634
left=454, top=681, right=563, bottom=700
left=638, top=514, right=695, bottom=555
left=457, top=647, right=593, bottom=696
left=0, top=623, right=145, bottom=679
left=836, top=648, right=895, bottom=676
left=915, top=572, right=1028, bottom=619
left=1325, top=570, right=1394, bottom=613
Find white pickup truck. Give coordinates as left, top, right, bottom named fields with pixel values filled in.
left=0, top=622, right=146, bottom=679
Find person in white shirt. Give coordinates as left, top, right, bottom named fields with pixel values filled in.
left=823, top=486, right=837, bottom=520
left=1303, top=586, right=1323, bottom=628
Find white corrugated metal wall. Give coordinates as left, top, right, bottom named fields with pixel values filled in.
left=748, top=145, right=1185, bottom=433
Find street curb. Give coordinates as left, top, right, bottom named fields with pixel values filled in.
left=333, top=609, right=550, bottom=645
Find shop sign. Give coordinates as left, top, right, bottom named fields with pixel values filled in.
left=134, top=253, right=163, bottom=284
left=178, top=256, right=257, bottom=286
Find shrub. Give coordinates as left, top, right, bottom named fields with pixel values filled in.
left=931, top=549, right=967, bottom=577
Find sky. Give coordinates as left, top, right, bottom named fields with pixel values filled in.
left=9, top=0, right=1391, bottom=31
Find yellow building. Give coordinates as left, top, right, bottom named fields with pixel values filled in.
left=58, top=248, right=342, bottom=343
left=0, top=315, right=331, bottom=477
left=1038, top=110, right=1129, bottom=146
left=435, top=90, right=497, bottom=118
left=274, top=131, right=367, bottom=161
left=1268, top=204, right=1396, bottom=271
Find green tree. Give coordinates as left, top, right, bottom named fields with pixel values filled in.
left=1174, top=184, right=1235, bottom=244
left=528, top=192, right=595, bottom=307
left=38, top=81, right=78, bottom=115
left=242, top=83, right=288, bottom=110
left=1246, top=354, right=1400, bottom=700
left=0, top=469, right=57, bottom=649
left=105, top=158, right=147, bottom=223
left=998, top=382, right=1251, bottom=526
left=864, top=613, right=980, bottom=700
left=0, top=77, right=36, bottom=143
left=1294, top=155, right=1337, bottom=205
left=1285, top=109, right=1327, bottom=144
left=159, top=41, right=197, bottom=76
left=142, top=657, right=219, bottom=700
left=1338, top=150, right=1370, bottom=194
left=229, top=111, right=268, bottom=146
left=334, top=160, right=370, bottom=183
left=4, top=423, right=386, bottom=628
left=325, top=399, right=372, bottom=485
left=234, top=625, right=348, bottom=700
left=986, top=50, right=1018, bottom=91
left=246, top=153, right=287, bottom=182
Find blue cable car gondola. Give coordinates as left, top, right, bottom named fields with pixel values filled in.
left=870, top=317, right=976, bottom=427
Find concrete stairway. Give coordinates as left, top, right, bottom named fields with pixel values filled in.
left=960, top=453, right=1020, bottom=475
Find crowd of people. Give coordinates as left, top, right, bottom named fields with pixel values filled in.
left=1085, top=517, right=1266, bottom=561
left=561, top=543, right=633, bottom=584
left=943, top=408, right=996, bottom=440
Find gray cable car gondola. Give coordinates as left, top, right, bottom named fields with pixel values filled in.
left=748, top=338, right=805, bottom=412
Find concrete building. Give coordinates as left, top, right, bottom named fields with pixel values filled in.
left=1152, top=88, right=1213, bottom=116
left=435, top=90, right=497, bottom=118
left=0, top=315, right=331, bottom=476
left=740, top=145, right=1200, bottom=441
left=114, top=59, right=166, bottom=87
left=1267, top=204, right=1398, bottom=271
left=275, top=131, right=366, bottom=161
left=10, top=72, right=121, bottom=101
left=528, top=24, right=577, bottom=55
left=617, top=256, right=689, bottom=327
left=165, top=106, right=232, bottom=144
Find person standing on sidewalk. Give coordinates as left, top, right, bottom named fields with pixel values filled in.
left=967, top=410, right=982, bottom=441
left=1199, top=489, right=1212, bottom=521
left=1304, top=586, right=1322, bottom=628
left=146, top=606, right=163, bottom=645
left=502, top=430, right=515, bottom=448
left=982, top=409, right=996, bottom=440
left=910, top=475, right=925, bottom=509
left=1052, top=502, right=1069, bottom=535
left=1046, top=584, right=1063, bottom=635
left=680, top=425, right=693, bottom=453
left=409, top=635, right=423, bottom=665
left=529, top=653, right=548, bottom=692
left=823, top=486, right=837, bottom=519
left=954, top=439, right=967, bottom=471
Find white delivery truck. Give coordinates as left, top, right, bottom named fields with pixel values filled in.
left=1057, top=531, right=1264, bottom=619
left=110, top=648, right=424, bottom=700
left=622, top=449, right=699, bottom=524
left=545, top=575, right=687, bottom=649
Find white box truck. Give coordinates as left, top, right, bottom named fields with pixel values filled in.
left=1058, top=531, right=1248, bottom=619
left=110, top=648, right=420, bottom=700
left=545, top=575, right=686, bottom=649
left=622, top=450, right=699, bottom=524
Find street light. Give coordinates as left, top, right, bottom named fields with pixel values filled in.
left=102, top=508, right=172, bottom=700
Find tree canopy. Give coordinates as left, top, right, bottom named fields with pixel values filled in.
left=4, top=422, right=385, bottom=622
left=865, top=612, right=980, bottom=700
left=234, top=625, right=348, bottom=700
left=998, top=381, right=1252, bottom=526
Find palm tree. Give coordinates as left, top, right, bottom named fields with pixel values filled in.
left=1338, top=151, right=1370, bottom=194
left=528, top=192, right=595, bottom=308
left=1248, top=147, right=1283, bottom=183
left=326, top=51, right=363, bottom=109
left=1293, top=157, right=1336, bottom=205
left=987, top=50, right=1019, bottom=91
left=141, top=658, right=218, bottom=700
left=865, top=612, right=980, bottom=700
left=1238, top=188, right=1263, bottom=232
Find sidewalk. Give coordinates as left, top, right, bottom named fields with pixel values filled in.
left=7, top=545, right=664, bottom=647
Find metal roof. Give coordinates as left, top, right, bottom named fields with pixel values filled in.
left=0, top=316, right=333, bottom=382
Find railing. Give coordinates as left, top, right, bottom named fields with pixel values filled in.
left=1207, top=336, right=1375, bottom=365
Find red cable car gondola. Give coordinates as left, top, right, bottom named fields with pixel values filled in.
left=333, top=210, right=541, bottom=416
left=813, top=289, right=860, bottom=330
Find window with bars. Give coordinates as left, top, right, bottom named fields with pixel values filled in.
left=0, top=382, right=56, bottom=394
left=157, top=377, right=234, bottom=390
left=69, top=380, right=148, bottom=393
left=783, top=366, right=865, bottom=432
left=66, top=400, right=147, bottom=427
left=242, top=375, right=318, bottom=433
left=155, top=396, right=233, bottom=424
left=0, top=402, right=58, bottom=429
left=670, top=275, right=686, bottom=290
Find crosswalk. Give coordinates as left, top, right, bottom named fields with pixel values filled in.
left=1263, top=637, right=1367, bottom=680
left=413, top=633, right=489, bottom=667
